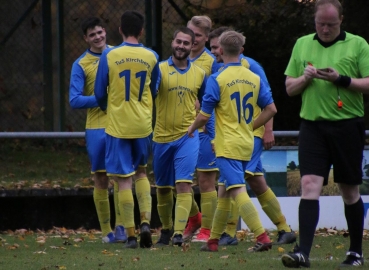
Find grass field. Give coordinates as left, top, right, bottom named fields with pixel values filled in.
left=1, top=228, right=367, bottom=270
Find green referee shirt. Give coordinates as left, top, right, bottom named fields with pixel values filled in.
left=285, top=31, right=369, bottom=121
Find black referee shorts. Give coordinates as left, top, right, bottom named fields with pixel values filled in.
left=298, top=118, right=365, bottom=186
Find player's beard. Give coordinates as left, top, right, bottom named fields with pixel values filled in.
left=172, top=47, right=190, bottom=61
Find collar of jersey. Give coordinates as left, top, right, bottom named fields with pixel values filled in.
left=223, top=62, right=242, bottom=69
left=168, top=56, right=191, bottom=73
left=189, top=48, right=207, bottom=62
left=313, top=30, right=346, bottom=48
left=121, top=42, right=143, bottom=47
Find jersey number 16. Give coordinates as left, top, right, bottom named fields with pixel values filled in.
left=230, top=91, right=253, bottom=124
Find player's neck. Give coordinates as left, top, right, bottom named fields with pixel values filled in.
left=123, top=36, right=139, bottom=44
left=222, top=55, right=239, bottom=65
left=90, top=44, right=107, bottom=54
left=189, top=47, right=204, bottom=59
left=172, top=57, right=188, bottom=70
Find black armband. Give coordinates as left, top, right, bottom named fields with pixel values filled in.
left=334, top=75, right=351, bottom=88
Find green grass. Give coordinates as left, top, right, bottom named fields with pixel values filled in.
left=0, top=229, right=366, bottom=270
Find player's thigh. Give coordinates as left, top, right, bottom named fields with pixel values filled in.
left=132, top=135, right=152, bottom=170
left=175, top=132, right=199, bottom=183
left=217, top=157, right=247, bottom=190
left=245, top=137, right=263, bottom=176
left=105, top=134, right=135, bottom=177
left=85, top=129, right=106, bottom=172
left=196, top=132, right=217, bottom=171
left=152, top=141, right=175, bottom=187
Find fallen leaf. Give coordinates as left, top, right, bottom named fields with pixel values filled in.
left=220, top=255, right=229, bottom=259
left=336, top=244, right=344, bottom=249
left=132, top=257, right=140, bottom=262
left=278, top=247, right=285, bottom=253
left=73, top=238, right=84, bottom=242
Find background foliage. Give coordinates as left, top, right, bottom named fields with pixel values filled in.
left=0, top=0, right=368, bottom=132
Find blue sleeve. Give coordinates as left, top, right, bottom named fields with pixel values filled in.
left=211, top=61, right=223, bottom=74
left=201, top=75, right=219, bottom=115
left=197, top=75, right=207, bottom=105
left=248, top=58, right=271, bottom=92
left=94, top=51, right=109, bottom=111
left=69, top=62, right=99, bottom=109
left=150, top=61, right=160, bottom=98
left=256, top=79, right=274, bottom=109
left=205, top=111, right=215, bottom=139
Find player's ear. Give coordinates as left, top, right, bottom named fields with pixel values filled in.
left=118, top=27, right=122, bottom=35
left=83, top=35, right=88, bottom=43
left=220, top=47, right=224, bottom=55
left=139, top=28, right=144, bottom=37
left=240, top=47, right=244, bottom=54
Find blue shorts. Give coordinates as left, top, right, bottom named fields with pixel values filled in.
left=196, top=132, right=218, bottom=171
left=85, top=128, right=106, bottom=173
left=105, top=133, right=151, bottom=177
left=153, top=131, right=199, bottom=188
left=245, top=137, right=263, bottom=177
left=217, top=157, right=248, bottom=190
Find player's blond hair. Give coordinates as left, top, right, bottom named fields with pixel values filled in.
left=187, top=15, right=212, bottom=36
left=218, top=30, right=245, bottom=56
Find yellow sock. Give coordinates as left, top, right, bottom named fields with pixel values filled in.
left=113, top=182, right=123, bottom=227
left=118, top=189, right=135, bottom=237
left=200, top=191, right=217, bottom=229
left=174, top=193, right=192, bottom=235
left=257, top=188, right=290, bottom=232
left=188, top=189, right=200, bottom=217
left=135, top=177, right=152, bottom=224
left=225, top=199, right=239, bottom=236
left=157, top=190, right=174, bottom=230
left=93, top=188, right=112, bottom=236
left=209, top=197, right=231, bottom=240
left=235, top=193, right=264, bottom=237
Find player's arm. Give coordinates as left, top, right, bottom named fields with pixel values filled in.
left=263, top=118, right=274, bottom=150
left=69, top=63, right=99, bottom=109
left=94, top=51, right=109, bottom=111
left=248, top=59, right=275, bottom=149
left=254, top=80, right=277, bottom=130
left=153, top=70, right=162, bottom=99
left=189, top=76, right=218, bottom=137
left=188, top=113, right=210, bottom=137
left=150, top=62, right=160, bottom=98
left=198, top=76, right=215, bottom=139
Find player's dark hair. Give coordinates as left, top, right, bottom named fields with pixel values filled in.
left=81, top=17, right=103, bottom=35
left=173, top=27, right=195, bottom=43
left=208, top=26, right=233, bottom=42
left=120, top=10, right=144, bottom=38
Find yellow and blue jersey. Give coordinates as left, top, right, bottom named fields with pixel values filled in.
left=190, top=48, right=222, bottom=77
left=94, top=42, right=159, bottom=139
left=200, top=62, right=273, bottom=161
left=69, top=47, right=112, bottom=129
left=190, top=48, right=220, bottom=137
left=239, top=54, right=272, bottom=138
left=153, top=56, right=207, bottom=143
